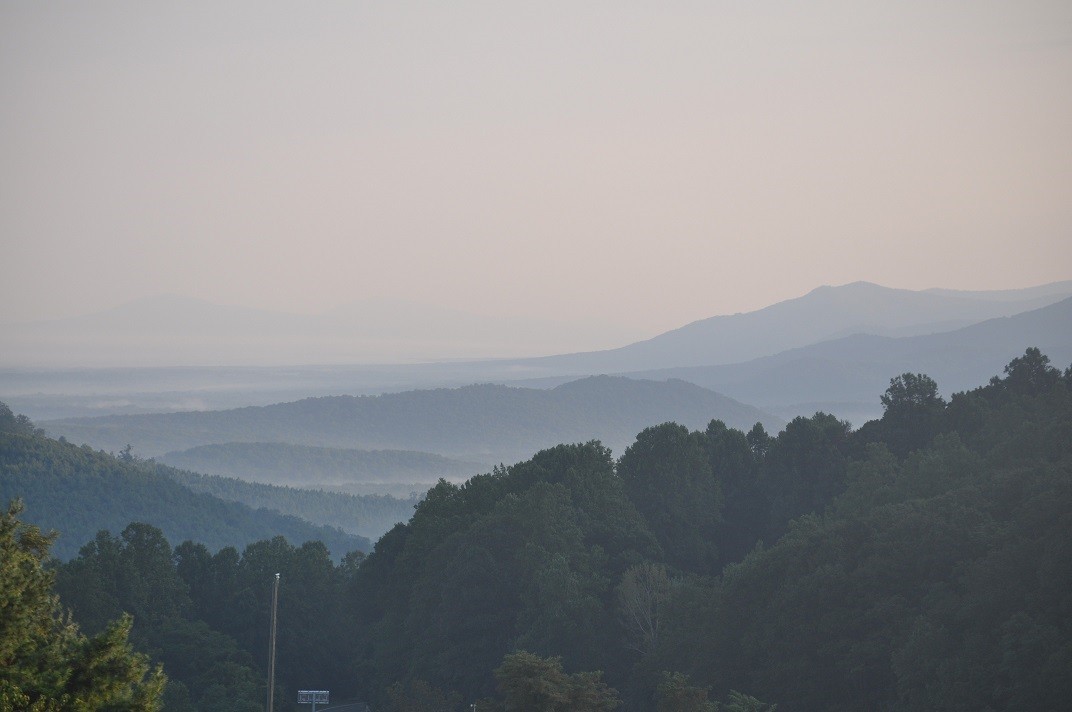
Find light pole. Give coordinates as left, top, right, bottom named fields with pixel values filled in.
left=267, top=573, right=280, bottom=712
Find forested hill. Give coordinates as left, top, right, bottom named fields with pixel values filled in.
left=161, top=468, right=419, bottom=542
left=341, top=347, right=1071, bottom=709
left=0, top=405, right=370, bottom=559
left=44, top=375, right=780, bottom=464
left=13, top=348, right=1071, bottom=711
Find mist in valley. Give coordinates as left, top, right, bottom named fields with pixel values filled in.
left=2, top=2, right=1071, bottom=710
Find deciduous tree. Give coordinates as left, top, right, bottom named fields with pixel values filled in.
left=616, top=563, right=671, bottom=656
left=492, top=651, right=619, bottom=712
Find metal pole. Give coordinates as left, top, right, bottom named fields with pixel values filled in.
left=267, top=573, right=280, bottom=712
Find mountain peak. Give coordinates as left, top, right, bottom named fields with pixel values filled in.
left=805, top=281, right=889, bottom=297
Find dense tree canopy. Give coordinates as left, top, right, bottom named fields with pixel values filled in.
left=487, top=651, right=620, bottom=712
left=618, top=423, right=721, bottom=573
left=874, top=372, right=946, bottom=457
left=0, top=500, right=165, bottom=711
left=3, top=347, right=1070, bottom=711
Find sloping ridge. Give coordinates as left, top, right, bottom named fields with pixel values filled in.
left=623, top=296, right=1072, bottom=420
left=0, top=429, right=369, bottom=560
left=44, top=376, right=781, bottom=465
left=514, top=281, right=1072, bottom=373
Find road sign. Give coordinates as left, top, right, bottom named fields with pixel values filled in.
left=298, top=690, right=329, bottom=704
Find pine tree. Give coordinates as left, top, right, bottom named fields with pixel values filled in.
left=0, top=500, right=166, bottom=711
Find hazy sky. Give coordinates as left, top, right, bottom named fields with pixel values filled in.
left=2, top=1, right=1071, bottom=339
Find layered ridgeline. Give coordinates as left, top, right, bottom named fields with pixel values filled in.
left=158, top=441, right=483, bottom=493
left=8, top=282, right=1068, bottom=432
left=5, top=281, right=1069, bottom=371
left=162, top=468, right=419, bottom=542
left=622, top=293, right=1072, bottom=424
left=0, top=403, right=371, bottom=559
left=520, top=280, right=1072, bottom=373
left=31, top=348, right=1072, bottom=711
left=43, top=375, right=780, bottom=466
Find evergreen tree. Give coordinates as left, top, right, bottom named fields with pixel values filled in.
left=0, top=500, right=165, bottom=711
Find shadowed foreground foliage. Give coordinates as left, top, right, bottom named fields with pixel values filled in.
left=0, top=500, right=165, bottom=711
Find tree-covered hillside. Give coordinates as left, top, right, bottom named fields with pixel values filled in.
left=635, top=349, right=1072, bottom=710
left=344, top=348, right=1072, bottom=709
left=161, top=467, right=419, bottom=542
left=51, top=523, right=361, bottom=712
left=0, top=404, right=369, bottom=559
left=5, top=349, right=1070, bottom=711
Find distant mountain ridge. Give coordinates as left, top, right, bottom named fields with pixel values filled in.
left=6, top=279, right=1071, bottom=430
left=44, top=375, right=781, bottom=466
left=511, top=280, right=1072, bottom=374
left=623, top=296, right=1072, bottom=425
left=4, top=281, right=1069, bottom=370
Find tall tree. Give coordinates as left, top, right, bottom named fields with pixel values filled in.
left=618, top=424, right=722, bottom=574
left=873, top=373, right=946, bottom=458
left=616, top=563, right=671, bottom=656
left=0, top=500, right=165, bottom=711
left=705, top=420, right=766, bottom=565
left=56, top=523, right=190, bottom=634
left=992, top=346, right=1061, bottom=396
left=761, top=413, right=850, bottom=539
